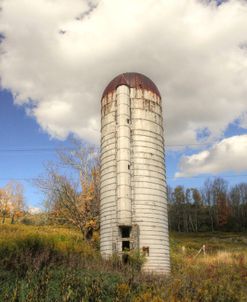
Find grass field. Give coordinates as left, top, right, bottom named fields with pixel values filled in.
left=0, top=223, right=246, bottom=301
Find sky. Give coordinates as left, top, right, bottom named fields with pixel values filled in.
left=1, top=0, right=247, bottom=209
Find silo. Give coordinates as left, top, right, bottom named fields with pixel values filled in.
left=100, top=72, right=170, bottom=274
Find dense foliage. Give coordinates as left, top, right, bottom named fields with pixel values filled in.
left=0, top=223, right=246, bottom=302
left=168, top=178, right=247, bottom=232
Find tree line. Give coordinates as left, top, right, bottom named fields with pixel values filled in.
left=168, top=178, right=247, bottom=232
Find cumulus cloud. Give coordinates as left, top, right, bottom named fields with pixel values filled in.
left=28, top=206, right=42, bottom=214
left=175, top=134, right=247, bottom=177
left=0, top=0, right=247, bottom=145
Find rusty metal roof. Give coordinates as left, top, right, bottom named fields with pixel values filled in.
left=102, top=72, right=161, bottom=99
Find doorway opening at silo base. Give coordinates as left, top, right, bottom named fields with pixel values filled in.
left=119, top=226, right=131, bottom=264
left=122, top=240, right=130, bottom=251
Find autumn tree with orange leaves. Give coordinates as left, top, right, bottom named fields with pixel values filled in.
left=0, top=188, right=10, bottom=223
left=0, top=181, right=25, bottom=224
left=36, top=141, right=100, bottom=240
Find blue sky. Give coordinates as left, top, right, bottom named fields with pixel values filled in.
left=1, top=0, right=247, bottom=208
left=0, top=90, right=56, bottom=208
left=0, top=89, right=80, bottom=209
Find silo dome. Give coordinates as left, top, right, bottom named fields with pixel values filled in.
left=102, top=72, right=161, bottom=99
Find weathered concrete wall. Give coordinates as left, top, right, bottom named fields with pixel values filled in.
left=116, top=85, right=132, bottom=226
left=130, top=87, right=170, bottom=274
left=100, top=91, right=117, bottom=256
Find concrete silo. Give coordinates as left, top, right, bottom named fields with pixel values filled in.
left=100, top=72, right=170, bottom=274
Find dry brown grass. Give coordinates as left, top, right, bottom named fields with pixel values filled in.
left=197, top=250, right=247, bottom=266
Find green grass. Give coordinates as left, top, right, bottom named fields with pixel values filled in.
left=0, top=223, right=246, bottom=301
left=170, top=231, right=247, bottom=254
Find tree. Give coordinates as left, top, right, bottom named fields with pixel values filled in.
left=36, top=141, right=100, bottom=240
left=229, top=183, right=247, bottom=230
left=46, top=171, right=94, bottom=237
left=217, top=191, right=230, bottom=228
left=0, top=189, right=10, bottom=224
left=172, top=186, right=186, bottom=232
left=58, top=140, right=100, bottom=221
left=211, top=178, right=228, bottom=228
left=201, top=179, right=215, bottom=231
left=0, top=181, right=25, bottom=224
left=191, top=188, right=204, bottom=232
left=5, top=181, right=25, bottom=224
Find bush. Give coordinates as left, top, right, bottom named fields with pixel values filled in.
left=20, top=216, right=34, bottom=225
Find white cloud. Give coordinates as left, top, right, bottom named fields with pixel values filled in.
left=0, top=0, right=247, bottom=145
left=28, top=206, right=42, bottom=214
left=175, top=134, right=247, bottom=177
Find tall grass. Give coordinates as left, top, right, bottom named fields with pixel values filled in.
left=0, top=224, right=246, bottom=301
